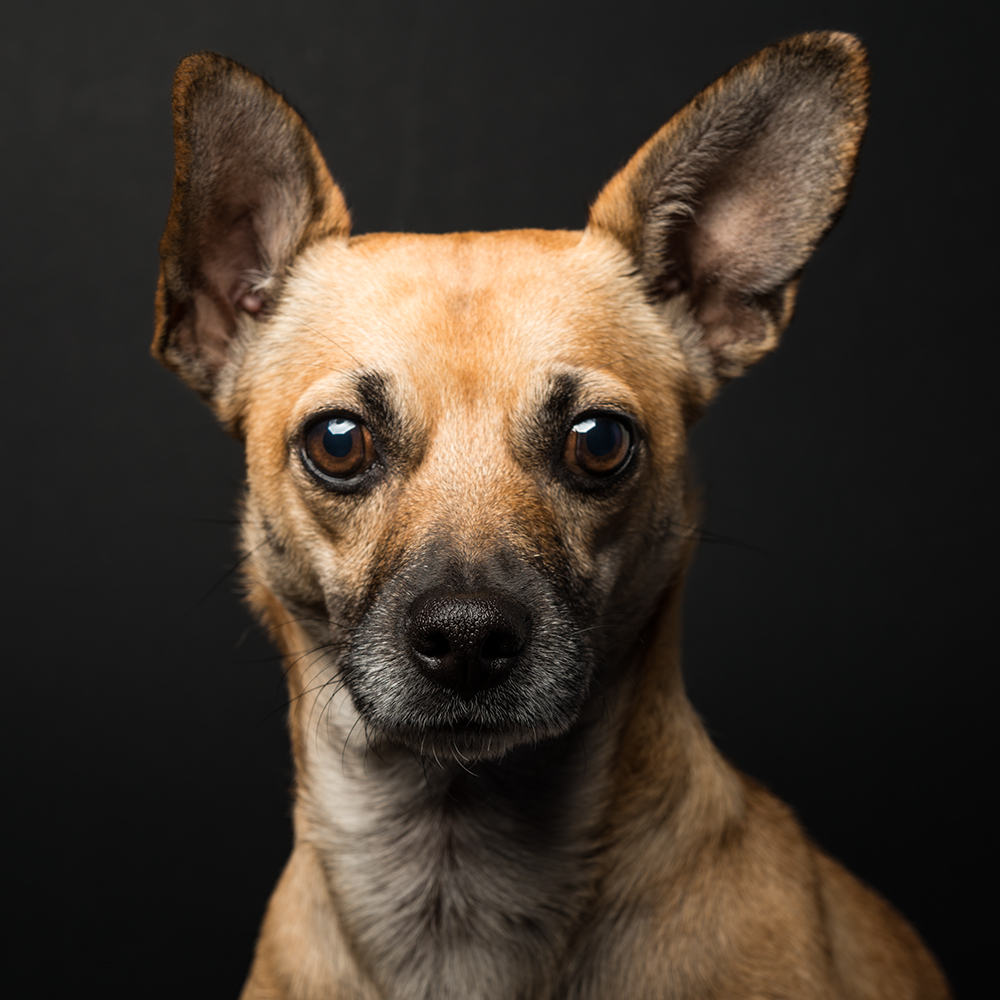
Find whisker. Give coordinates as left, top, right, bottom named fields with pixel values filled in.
left=341, top=713, right=365, bottom=769
left=186, top=542, right=267, bottom=613
left=283, top=314, right=366, bottom=370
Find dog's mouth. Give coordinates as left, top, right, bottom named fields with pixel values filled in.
left=344, top=631, right=592, bottom=760
left=339, top=561, right=594, bottom=760
left=370, top=714, right=566, bottom=762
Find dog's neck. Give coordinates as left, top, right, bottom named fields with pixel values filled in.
left=266, top=571, right=741, bottom=999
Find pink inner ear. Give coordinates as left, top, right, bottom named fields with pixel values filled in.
left=240, top=292, right=265, bottom=314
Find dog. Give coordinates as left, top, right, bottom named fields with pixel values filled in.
left=153, top=32, right=951, bottom=999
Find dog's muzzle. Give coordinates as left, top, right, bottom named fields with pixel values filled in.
left=341, top=546, right=593, bottom=758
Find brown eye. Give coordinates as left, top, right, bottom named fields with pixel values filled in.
left=303, top=416, right=375, bottom=481
left=564, top=415, right=632, bottom=477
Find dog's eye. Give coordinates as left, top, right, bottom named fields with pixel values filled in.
left=564, top=416, right=633, bottom=477
left=303, top=417, right=376, bottom=481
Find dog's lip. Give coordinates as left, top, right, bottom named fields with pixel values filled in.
left=375, top=718, right=548, bottom=761
left=372, top=709, right=540, bottom=744
left=384, top=715, right=507, bottom=737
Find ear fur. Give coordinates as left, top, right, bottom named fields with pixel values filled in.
left=589, top=32, right=869, bottom=387
left=153, top=53, right=350, bottom=400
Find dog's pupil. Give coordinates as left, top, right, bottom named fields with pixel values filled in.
left=323, top=419, right=358, bottom=458
left=574, top=417, right=622, bottom=459
left=583, top=419, right=620, bottom=458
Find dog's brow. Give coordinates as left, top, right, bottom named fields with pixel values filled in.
left=350, top=369, right=394, bottom=426
left=541, top=372, right=583, bottom=427
left=540, top=371, right=639, bottom=427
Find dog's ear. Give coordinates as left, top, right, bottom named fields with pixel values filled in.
left=589, top=32, right=868, bottom=386
left=153, top=53, right=350, bottom=401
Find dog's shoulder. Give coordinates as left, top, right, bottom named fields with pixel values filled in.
left=814, top=847, right=952, bottom=1000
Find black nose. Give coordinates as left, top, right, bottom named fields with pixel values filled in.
left=406, top=590, right=530, bottom=697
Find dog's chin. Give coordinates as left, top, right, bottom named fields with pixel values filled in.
left=346, top=676, right=588, bottom=763
left=370, top=717, right=572, bottom=762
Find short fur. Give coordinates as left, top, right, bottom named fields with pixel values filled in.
left=153, top=34, right=951, bottom=999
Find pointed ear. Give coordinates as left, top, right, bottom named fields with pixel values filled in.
left=152, top=53, right=350, bottom=400
left=589, top=32, right=868, bottom=386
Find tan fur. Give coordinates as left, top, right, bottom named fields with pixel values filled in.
left=154, top=35, right=950, bottom=1000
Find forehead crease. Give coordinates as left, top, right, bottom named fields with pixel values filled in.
left=278, top=231, right=671, bottom=413
left=336, top=234, right=596, bottom=328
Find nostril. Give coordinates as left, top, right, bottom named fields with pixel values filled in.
left=413, top=629, right=450, bottom=659
left=480, top=628, right=523, bottom=660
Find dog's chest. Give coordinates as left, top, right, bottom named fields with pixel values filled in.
left=306, top=738, right=605, bottom=999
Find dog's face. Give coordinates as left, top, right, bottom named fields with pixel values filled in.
left=234, top=230, right=693, bottom=756
left=154, top=37, right=867, bottom=759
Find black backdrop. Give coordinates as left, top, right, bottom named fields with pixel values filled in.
left=3, top=1, right=991, bottom=995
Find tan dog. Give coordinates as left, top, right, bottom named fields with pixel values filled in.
left=154, top=33, right=951, bottom=999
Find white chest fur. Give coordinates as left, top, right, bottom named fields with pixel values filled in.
left=299, top=685, right=615, bottom=1000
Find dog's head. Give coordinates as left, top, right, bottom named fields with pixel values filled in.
left=154, top=36, right=867, bottom=759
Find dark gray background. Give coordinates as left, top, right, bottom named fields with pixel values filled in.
left=3, top=1, right=990, bottom=994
